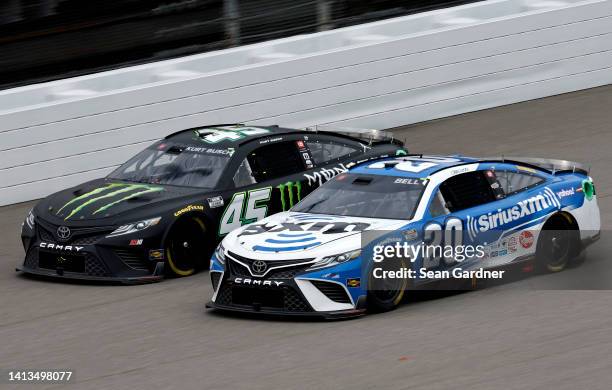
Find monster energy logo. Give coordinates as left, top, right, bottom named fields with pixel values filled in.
left=56, top=183, right=164, bottom=220
left=276, top=181, right=302, bottom=211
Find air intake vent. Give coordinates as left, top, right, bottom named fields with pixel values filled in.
left=310, top=280, right=352, bottom=304
left=211, top=272, right=222, bottom=292
left=115, top=249, right=148, bottom=271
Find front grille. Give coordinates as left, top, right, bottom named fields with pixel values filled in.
left=72, top=235, right=106, bottom=245
left=227, top=252, right=313, bottom=277
left=38, top=225, right=55, bottom=242
left=216, top=283, right=313, bottom=312
left=211, top=272, right=222, bottom=292
left=24, top=247, right=111, bottom=277
left=36, top=218, right=113, bottom=245
left=114, top=249, right=149, bottom=271
left=311, top=280, right=352, bottom=304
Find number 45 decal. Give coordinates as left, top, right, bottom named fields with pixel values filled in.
left=219, top=187, right=272, bottom=236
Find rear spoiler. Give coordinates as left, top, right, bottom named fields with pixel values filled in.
left=482, top=157, right=589, bottom=176
left=305, top=124, right=403, bottom=146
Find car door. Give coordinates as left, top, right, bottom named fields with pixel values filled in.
left=420, top=169, right=502, bottom=277
left=217, top=136, right=322, bottom=236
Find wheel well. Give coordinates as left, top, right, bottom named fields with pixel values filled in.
left=543, top=211, right=581, bottom=256
left=163, top=212, right=210, bottom=246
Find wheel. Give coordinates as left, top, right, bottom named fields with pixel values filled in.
left=536, top=213, right=579, bottom=273
left=165, top=217, right=208, bottom=277
left=367, top=258, right=409, bottom=312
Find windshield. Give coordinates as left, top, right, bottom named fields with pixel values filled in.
left=292, top=173, right=426, bottom=219
left=108, top=143, right=232, bottom=188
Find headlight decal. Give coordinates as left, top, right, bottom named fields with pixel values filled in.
left=107, top=217, right=161, bottom=237
left=308, top=249, right=361, bottom=270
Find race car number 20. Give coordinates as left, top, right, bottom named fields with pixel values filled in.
left=219, top=188, right=272, bottom=236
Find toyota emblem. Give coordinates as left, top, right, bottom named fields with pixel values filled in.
left=56, top=226, right=71, bottom=241
left=251, top=260, right=268, bottom=274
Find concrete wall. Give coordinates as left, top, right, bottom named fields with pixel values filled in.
left=1, top=0, right=611, bottom=205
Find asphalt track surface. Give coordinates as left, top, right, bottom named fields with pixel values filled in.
left=1, top=85, right=612, bottom=390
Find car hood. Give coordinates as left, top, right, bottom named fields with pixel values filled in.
left=37, top=178, right=201, bottom=223
left=225, top=212, right=409, bottom=260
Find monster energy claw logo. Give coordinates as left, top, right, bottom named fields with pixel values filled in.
left=277, top=181, right=302, bottom=211
left=57, top=183, right=163, bottom=220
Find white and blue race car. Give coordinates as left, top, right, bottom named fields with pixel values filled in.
left=206, top=156, right=600, bottom=318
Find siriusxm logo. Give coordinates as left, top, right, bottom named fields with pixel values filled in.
left=467, top=188, right=560, bottom=240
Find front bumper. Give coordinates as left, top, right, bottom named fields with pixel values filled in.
left=19, top=219, right=166, bottom=284
left=206, top=254, right=366, bottom=319
left=16, top=264, right=163, bottom=284
left=206, top=300, right=365, bottom=319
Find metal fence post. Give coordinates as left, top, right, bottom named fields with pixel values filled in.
left=317, top=0, right=333, bottom=31
left=224, top=0, right=241, bottom=46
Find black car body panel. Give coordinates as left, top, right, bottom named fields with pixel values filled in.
left=19, top=124, right=405, bottom=283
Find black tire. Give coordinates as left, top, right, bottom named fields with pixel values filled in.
left=536, top=213, right=579, bottom=273
left=164, top=216, right=209, bottom=277
left=367, top=258, right=409, bottom=312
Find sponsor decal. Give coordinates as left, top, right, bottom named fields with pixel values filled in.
left=56, top=183, right=163, bottom=220
left=395, top=149, right=408, bottom=156
left=346, top=278, right=361, bottom=288
left=304, top=164, right=348, bottom=186
left=519, top=231, right=534, bottom=249
left=195, top=126, right=270, bottom=144
left=507, top=236, right=518, bottom=252
left=467, top=189, right=560, bottom=240
left=296, top=140, right=305, bottom=149
left=39, top=242, right=84, bottom=252
left=322, top=272, right=339, bottom=279
left=174, top=204, right=205, bottom=217
left=129, top=239, right=143, bottom=246
left=233, top=277, right=284, bottom=286
left=207, top=196, right=224, bottom=208
left=239, top=220, right=370, bottom=236
left=149, top=249, right=164, bottom=260
left=394, top=178, right=423, bottom=185
left=556, top=188, right=575, bottom=199
left=276, top=181, right=302, bottom=211
left=403, top=228, right=419, bottom=241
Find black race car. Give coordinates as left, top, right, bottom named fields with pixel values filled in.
left=18, top=124, right=405, bottom=283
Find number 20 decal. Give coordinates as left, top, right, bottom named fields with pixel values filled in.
left=422, top=217, right=463, bottom=270
left=219, top=187, right=272, bottom=236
